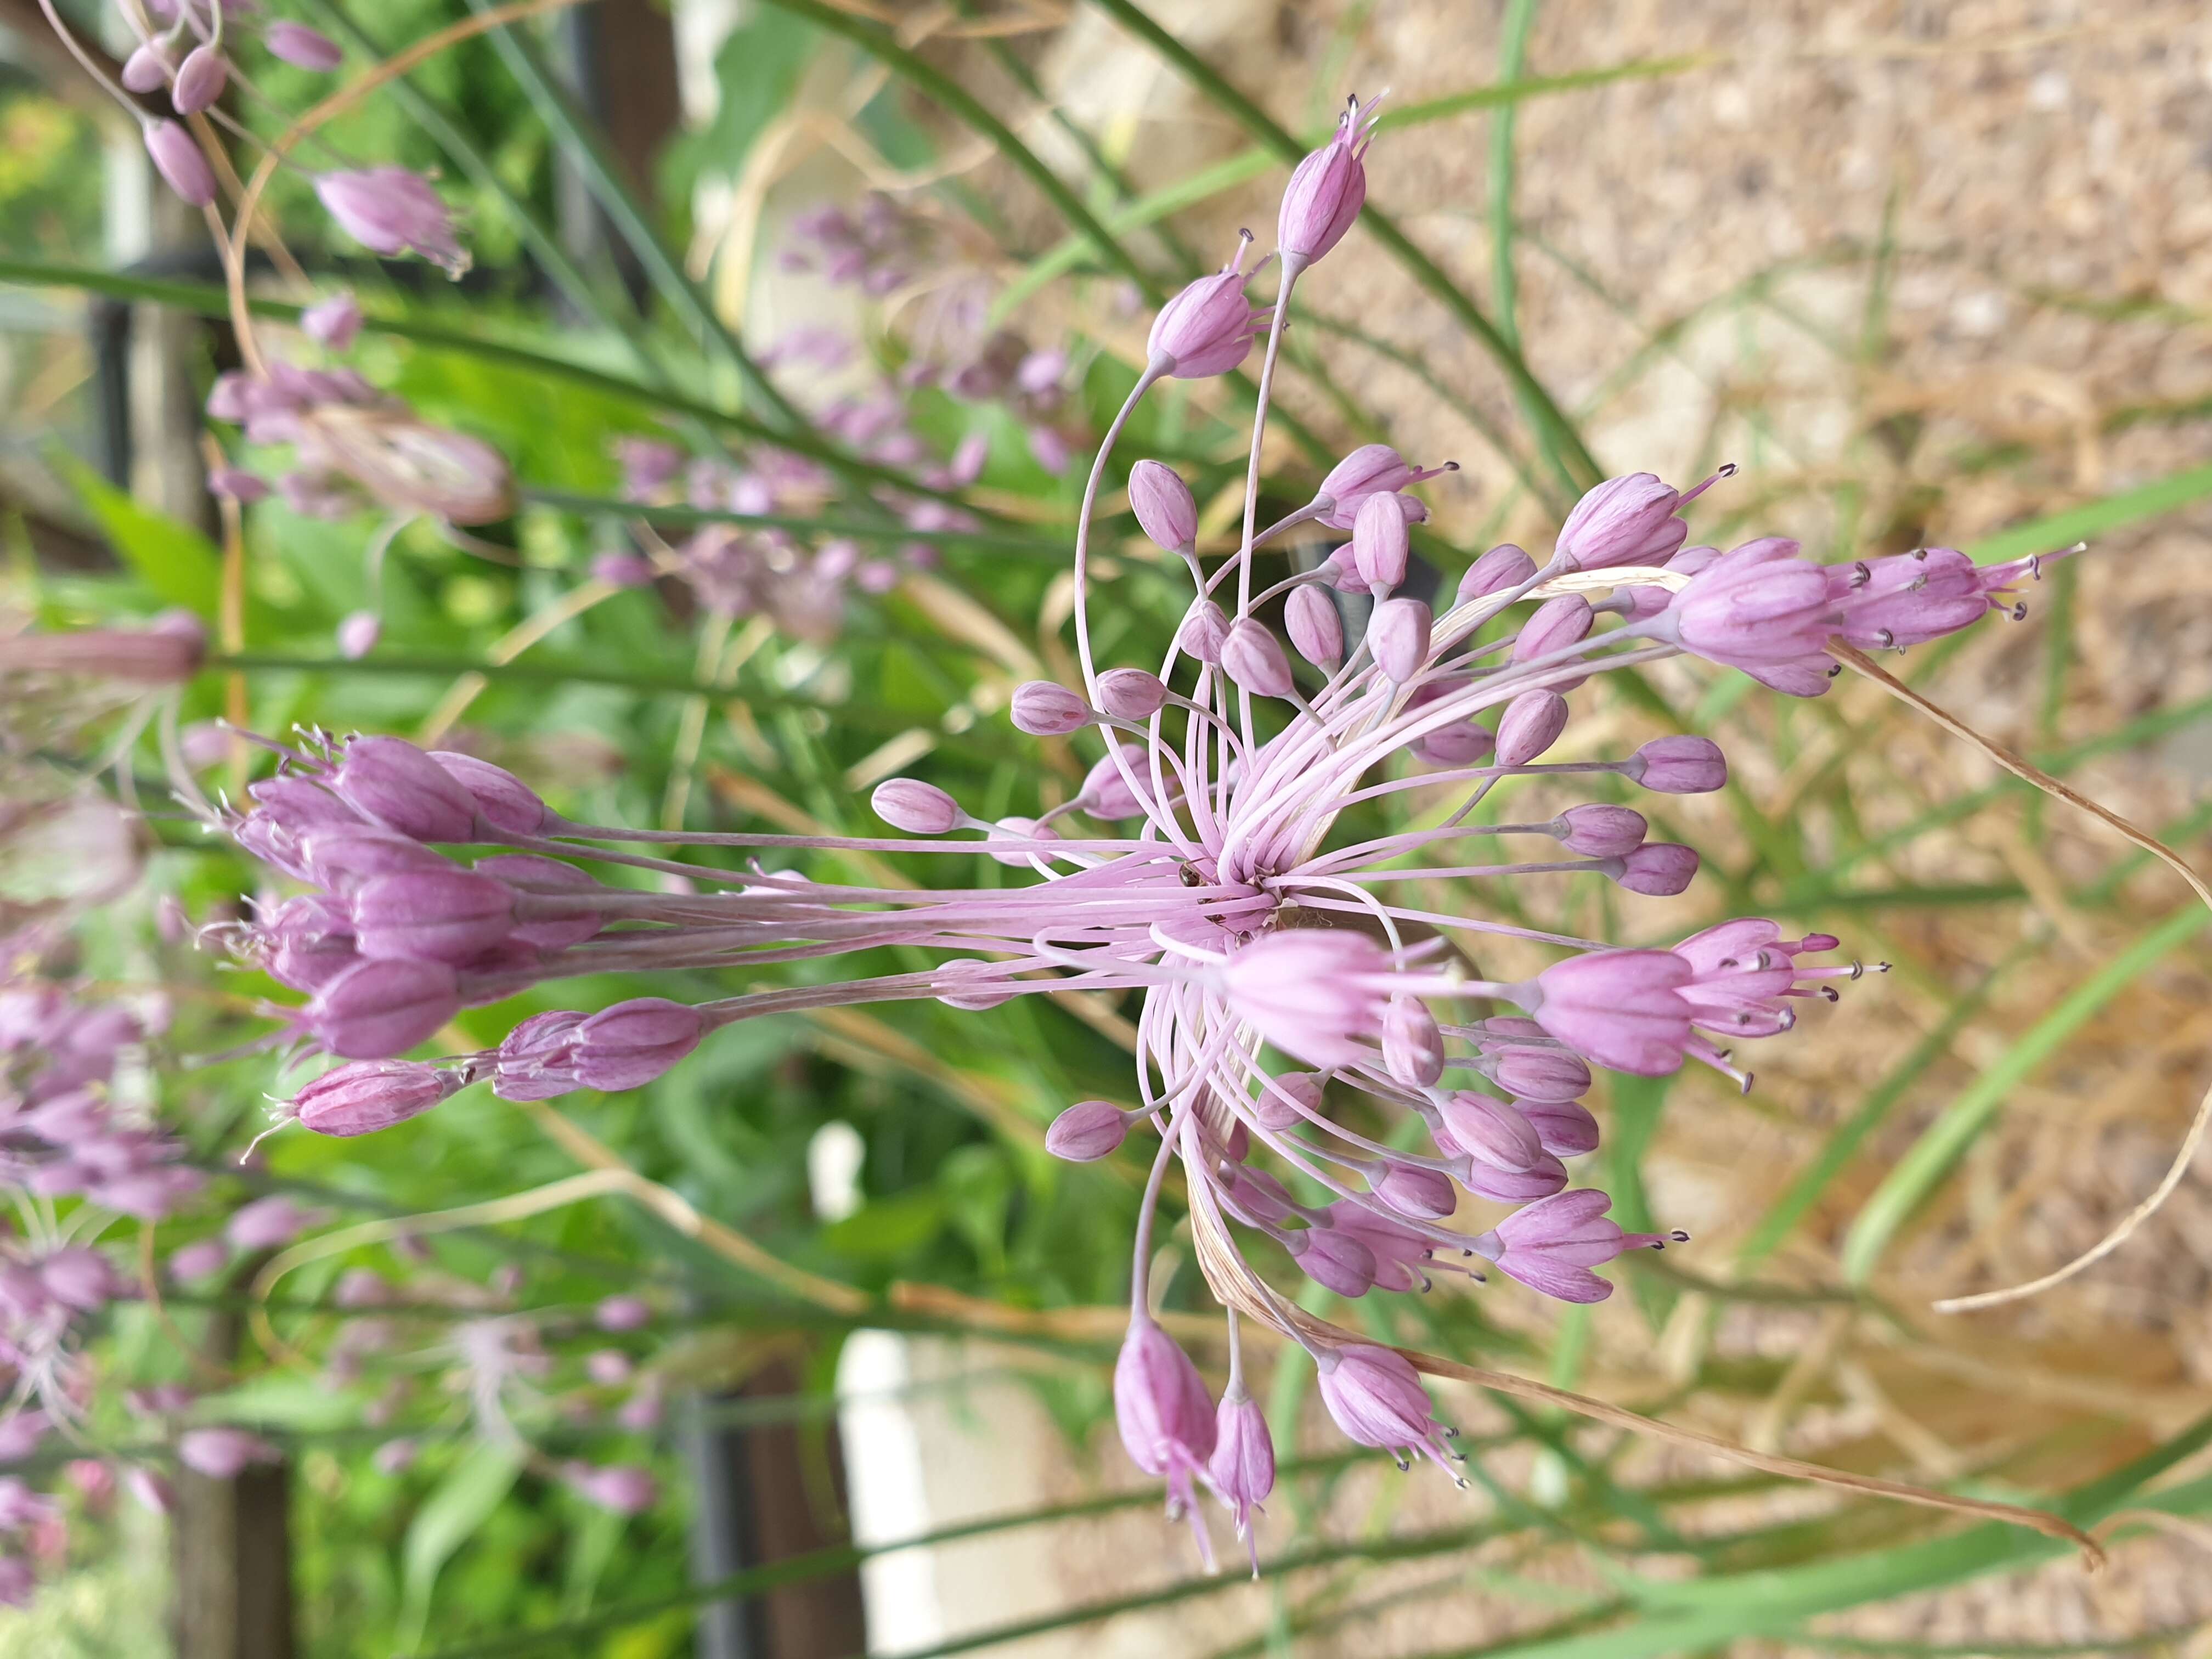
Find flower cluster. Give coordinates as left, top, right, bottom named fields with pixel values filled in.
left=172, top=90, right=2081, bottom=1570
left=203, top=345, right=515, bottom=529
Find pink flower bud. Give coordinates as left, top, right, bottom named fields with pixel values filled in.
left=1831, top=548, right=2000, bottom=650
left=37, top=1248, right=116, bottom=1312
left=565, top=1462, right=658, bottom=1515
left=1179, top=600, right=1231, bottom=663
left=1046, top=1099, right=1130, bottom=1162
left=1114, top=1318, right=1215, bottom=1533
left=1381, top=994, right=1442, bottom=1087
left=1146, top=238, right=1265, bottom=379
left=122, top=44, right=170, bottom=93
left=574, top=998, right=703, bottom=1092
left=1554, top=804, right=1646, bottom=858
left=291, top=1060, right=457, bottom=1137
left=1513, top=594, right=1594, bottom=686
left=372, top=1438, right=419, bottom=1476
left=1220, top=618, right=1296, bottom=699
left=178, top=1427, right=279, bottom=1480
left=1209, top=1386, right=1273, bottom=1558
left=329, top=610, right=378, bottom=658
left=309, top=957, right=460, bottom=1058
left=1313, top=1343, right=1455, bottom=1472
left=1368, top=597, right=1431, bottom=682
left=1520, top=1098, right=1601, bottom=1157
left=1351, top=492, right=1413, bottom=592
left=1479, top=1042, right=1591, bottom=1104
left=592, top=552, right=657, bottom=587
left=265, top=21, right=344, bottom=72
left=491, top=1010, right=584, bottom=1101
left=143, top=120, right=216, bottom=207
left=1316, top=444, right=1453, bottom=530
left=1529, top=950, right=1694, bottom=1076
left=167, top=1240, right=229, bottom=1282
left=227, top=1195, right=319, bottom=1252
left=301, top=291, right=363, bottom=350
left=1011, top=680, right=1093, bottom=736
left=170, top=45, right=228, bottom=115
left=1220, top=930, right=1390, bottom=1069
left=1079, top=749, right=1152, bottom=821
left=1657, top=546, right=1834, bottom=667
left=596, top=1295, right=652, bottom=1332
left=1374, top=1162, right=1456, bottom=1221
left=1289, top=1226, right=1377, bottom=1296
left=1494, top=690, right=1568, bottom=766
left=1457, top=543, right=1537, bottom=603
left=1278, top=95, right=1379, bottom=267
left=1610, top=842, right=1698, bottom=897
left=477, top=855, right=600, bottom=949
left=210, top=467, right=270, bottom=503
left=333, top=736, right=482, bottom=842
left=1097, top=668, right=1167, bottom=721
left=299, top=827, right=447, bottom=896
left=872, top=778, right=962, bottom=835
left=1628, top=735, right=1726, bottom=794
left=352, top=869, right=515, bottom=964
left=428, top=752, right=550, bottom=836
left=1477, top=1188, right=1672, bottom=1304
left=1436, top=1091, right=1543, bottom=1172
left=985, top=815, right=1060, bottom=866
left=1284, top=584, right=1343, bottom=668
left=1554, top=474, right=1687, bottom=572
left=586, top=1350, right=633, bottom=1386
left=334, top=1269, right=391, bottom=1308
left=1251, top=1071, right=1323, bottom=1130
left=314, top=169, right=469, bottom=276
left=1128, top=460, right=1197, bottom=554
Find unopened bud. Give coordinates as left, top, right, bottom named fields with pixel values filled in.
left=1128, top=460, right=1198, bottom=554
left=1494, top=690, right=1568, bottom=766
left=1368, top=597, right=1431, bottom=682
left=291, top=1060, right=458, bottom=1137
left=1284, top=584, right=1344, bottom=668
left=872, top=778, right=962, bottom=835
left=1220, top=618, right=1296, bottom=698
left=1011, top=680, right=1093, bottom=736
left=1045, top=1099, right=1129, bottom=1162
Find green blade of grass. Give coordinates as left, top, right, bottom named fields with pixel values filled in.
left=1840, top=904, right=2211, bottom=1284
left=458, top=0, right=805, bottom=436
left=1735, top=944, right=2028, bottom=1271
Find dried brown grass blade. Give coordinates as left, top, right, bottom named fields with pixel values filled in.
left=1830, top=643, right=2212, bottom=1314
left=1186, top=1196, right=2102, bottom=1564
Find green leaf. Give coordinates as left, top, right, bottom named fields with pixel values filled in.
left=52, top=450, right=222, bottom=619
left=400, top=1441, right=529, bottom=1649
left=1965, top=462, right=2212, bottom=566
left=673, top=10, right=819, bottom=187
left=1841, top=905, right=2211, bottom=1283
left=820, top=1188, right=945, bottom=1261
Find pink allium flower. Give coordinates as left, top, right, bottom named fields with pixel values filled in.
left=1475, top=1188, right=1680, bottom=1303
left=1114, top=1317, right=1216, bottom=1559
left=1146, top=235, right=1268, bottom=380
left=1279, top=94, right=1380, bottom=268
left=144, top=118, right=217, bottom=208
left=314, top=169, right=469, bottom=276
left=1045, top=1100, right=1130, bottom=1163
left=1314, top=1345, right=1458, bottom=1476
left=265, top=21, right=343, bottom=72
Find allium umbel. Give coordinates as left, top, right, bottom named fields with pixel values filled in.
left=185, top=86, right=2087, bottom=1572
